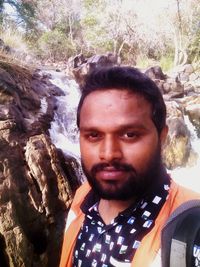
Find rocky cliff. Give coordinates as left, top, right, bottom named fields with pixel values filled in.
left=0, top=59, right=80, bottom=267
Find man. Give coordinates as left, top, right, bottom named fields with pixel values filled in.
left=59, top=66, right=200, bottom=267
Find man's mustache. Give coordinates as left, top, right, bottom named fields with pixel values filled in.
left=91, top=162, right=137, bottom=175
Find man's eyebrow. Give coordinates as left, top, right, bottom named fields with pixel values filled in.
left=79, top=126, right=99, bottom=131
left=117, top=124, right=148, bottom=131
left=79, top=123, right=148, bottom=131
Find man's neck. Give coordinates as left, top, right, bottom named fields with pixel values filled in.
left=98, top=198, right=135, bottom=225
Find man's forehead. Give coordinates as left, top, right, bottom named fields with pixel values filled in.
left=83, top=88, right=145, bottom=103
left=80, top=89, right=151, bottom=115
left=80, top=89, right=153, bottom=128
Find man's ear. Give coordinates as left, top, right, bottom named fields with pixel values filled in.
left=160, top=125, right=168, bottom=146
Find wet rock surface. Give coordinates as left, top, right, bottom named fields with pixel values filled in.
left=0, top=61, right=80, bottom=267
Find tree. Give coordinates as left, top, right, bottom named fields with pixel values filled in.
left=1, top=0, right=200, bottom=67
left=2, top=0, right=37, bottom=33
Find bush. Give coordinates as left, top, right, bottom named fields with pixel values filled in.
left=0, top=27, right=29, bottom=56
left=160, top=55, right=174, bottom=72
left=136, top=55, right=156, bottom=69
left=36, top=29, right=76, bottom=62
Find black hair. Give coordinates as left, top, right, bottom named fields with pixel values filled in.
left=77, top=66, right=166, bottom=134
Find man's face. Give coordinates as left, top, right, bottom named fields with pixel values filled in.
left=79, top=89, right=167, bottom=200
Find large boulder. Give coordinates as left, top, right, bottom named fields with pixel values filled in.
left=144, top=65, right=167, bottom=80
left=144, top=66, right=185, bottom=99
left=163, top=101, right=196, bottom=169
left=183, top=95, right=200, bottom=138
left=163, top=78, right=184, bottom=99
left=67, top=52, right=120, bottom=87
left=0, top=61, right=80, bottom=267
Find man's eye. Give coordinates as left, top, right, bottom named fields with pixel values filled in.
left=123, top=132, right=138, bottom=139
left=90, top=132, right=99, bottom=138
left=86, top=132, right=101, bottom=141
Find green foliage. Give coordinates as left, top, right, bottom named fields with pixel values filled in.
left=136, top=56, right=152, bottom=69
left=36, top=29, right=76, bottom=61
left=117, top=43, right=137, bottom=65
left=188, top=20, right=200, bottom=63
left=1, top=0, right=200, bottom=68
left=136, top=53, right=174, bottom=71
left=160, top=55, right=174, bottom=71
left=82, top=16, right=97, bottom=27
left=0, top=0, right=5, bottom=24
left=83, top=0, right=105, bottom=10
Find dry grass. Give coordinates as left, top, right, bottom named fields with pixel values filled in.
left=0, top=27, right=39, bottom=68
left=0, top=27, right=28, bottom=54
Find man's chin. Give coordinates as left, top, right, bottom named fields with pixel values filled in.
left=96, top=191, right=132, bottom=201
left=91, top=183, right=136, bottom=201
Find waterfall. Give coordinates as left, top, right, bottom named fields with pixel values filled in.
left=47, top=70, right=200, bottom=193
left=48, top=70, right=81, bottom=159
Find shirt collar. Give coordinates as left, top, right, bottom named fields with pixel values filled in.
left=81, top=173, right=171, bottom=215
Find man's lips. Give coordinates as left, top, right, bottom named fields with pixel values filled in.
left=96, top=167, right=128, bottom=180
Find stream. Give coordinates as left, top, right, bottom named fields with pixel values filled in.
left=47, top=70, right=200, bottom=193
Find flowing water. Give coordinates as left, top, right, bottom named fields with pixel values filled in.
left=47, top=70, right=200, bottom=193
left=48, top=70, right=81, bottom=159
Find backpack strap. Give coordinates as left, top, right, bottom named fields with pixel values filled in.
left=161, top=199, right=200, bottom=267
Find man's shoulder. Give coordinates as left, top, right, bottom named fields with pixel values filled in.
left=161, top=183, right=200, bottom=267
left=75, top=181, right=91, bottom=195
left=169, top=179, right=200, bottom=207
left=71, top=182, right=91, bottom=210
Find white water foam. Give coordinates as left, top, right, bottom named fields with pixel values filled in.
left=48, top=70, right=81, bottom=158
left=40, top=97, right=48, bottom=113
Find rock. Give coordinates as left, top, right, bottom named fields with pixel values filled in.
left=144, top=65, right=189, bottom=99
left=163, top=116, right=192, bottom=169
left=184, top=75, right=200, bottom=94
left=189, top=72, right=199, bottom=81
left=163, top=101, right=193, bottom=169
left=0, top=61, right=80, bottom=267
left=72, top=63, right=89, bottom=88
left=69, top=54, right=87, bottom=69
left=163, top=78, right=184, bottom=98
left=183, top=64, right=194, bottom=74
left=0, top=134, right=80, bottom=267
left=145, top=65, right=167, bottom=80
left=183, top=84, right=196, bottom=96
left=186, top=104, right=200, bottom=137
left=87, top=53, right=120, bottom=70
left=67, top=52, right=120, bottom=86
left=184, top=96, right=200, bottom=138
left=168, top=64, right=194, bottom=82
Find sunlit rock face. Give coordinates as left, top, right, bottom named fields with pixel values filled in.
left=163, top=102, right=193, bottom=169
left=133, top=65, right=200, bottom=170
left=0, top=61, right=80, bottom=267
left=184, top=95, right=200, bottom=138
left=67, top=52, right=120, bottom=87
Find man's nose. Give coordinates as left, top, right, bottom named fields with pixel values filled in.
left=99, top=136, right=123, bottom=162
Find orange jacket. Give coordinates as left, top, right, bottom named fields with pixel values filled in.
left=59, top=180, right=200, bottom=267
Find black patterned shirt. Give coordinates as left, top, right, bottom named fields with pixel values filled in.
left=73, top=178, right=170, bottom=267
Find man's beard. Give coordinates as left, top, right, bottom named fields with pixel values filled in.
left=81, top=144, right=164, bottom=201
